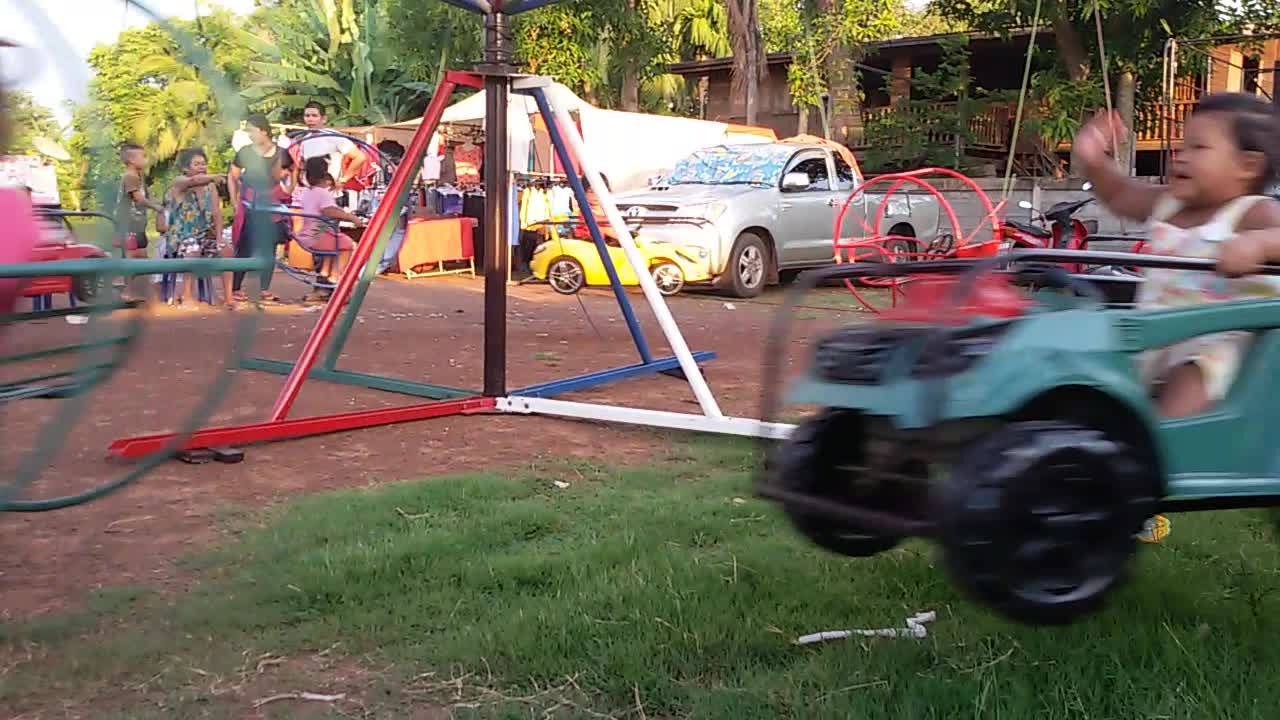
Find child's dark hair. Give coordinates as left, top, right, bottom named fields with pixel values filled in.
left=119, top=143, right=142, bottom=161
left=304, top=101, right=326, bottom=116
left=1192, top=92, right=1280, bottom=193
left=177, top=147, right=206, bottom=169
left=305, top=156, right=331, bottom=187
left=245, top=113, right=271, bottom=134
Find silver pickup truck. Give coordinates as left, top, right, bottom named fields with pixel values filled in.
left=612, top=142, right=941, bottom=298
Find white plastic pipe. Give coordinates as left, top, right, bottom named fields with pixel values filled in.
left=547, top=101, right=724, bottom=419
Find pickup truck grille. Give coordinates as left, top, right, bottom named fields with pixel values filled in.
left=813, top=327, right=924, bottom=384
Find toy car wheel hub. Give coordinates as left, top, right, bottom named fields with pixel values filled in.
left=547, top=259, right=584, bottom=294
left=938, top=421, right=1159, bottom=625
left=651, top=263, right=684, bottom=295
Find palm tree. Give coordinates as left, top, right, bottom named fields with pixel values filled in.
left=128, top=54, right=222, bottom=166
left=673, top=0, right=731, bottom=60
left=240, top=0, right=432, bottom=125
left=724, top=0, right=767, bottom=125
left=639, top=0, right=731, bottom=113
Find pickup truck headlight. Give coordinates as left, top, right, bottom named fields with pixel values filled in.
left=681, top=202, right=727, bottom=222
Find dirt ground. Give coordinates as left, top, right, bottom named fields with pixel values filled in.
left=0, top=271, right=867, bottom=619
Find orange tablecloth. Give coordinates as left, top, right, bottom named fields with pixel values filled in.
left=397, top=217, right=477, bottom=272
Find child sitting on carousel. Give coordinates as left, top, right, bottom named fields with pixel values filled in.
left=0, top=39, right=43, bottom=316
left=297, top=157, right=365, bottom=292
left=1077, top=92, right=1280, bottom=543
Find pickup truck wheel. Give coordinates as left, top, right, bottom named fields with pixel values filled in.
left=726, top=232, right=767, bottom=298
left=773, top=410, right=905, bottom=558
left=937, top=421, right=1159, bottom=626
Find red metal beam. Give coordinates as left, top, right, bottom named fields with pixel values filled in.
left=445, top=71, right=484, bottom=89
left=107, top=397, right=495, bottom=460
left=269, top=77, right=465, bottom=422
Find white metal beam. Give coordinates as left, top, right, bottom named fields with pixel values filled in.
left=496, top=397, right=795, bottom=440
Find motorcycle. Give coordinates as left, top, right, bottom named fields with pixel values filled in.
left=1001, top=182, right=1147, bottom=304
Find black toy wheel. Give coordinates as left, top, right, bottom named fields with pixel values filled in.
left=937, top=421, right=1160, bottom=625
left=72, top=273, right=101, bottom=303
left=773, top=410, right=913, bottom=557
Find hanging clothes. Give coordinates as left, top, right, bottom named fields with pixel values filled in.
left=518, top=186, right=556, bottom=231
left=550, top=186, right=573, bottom=218
left=454, top=142, right=482, bottom=186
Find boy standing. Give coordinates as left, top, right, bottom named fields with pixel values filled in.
left=116, top=143, right=165, bottom=302
left=293, top=102, right=367, bottom=202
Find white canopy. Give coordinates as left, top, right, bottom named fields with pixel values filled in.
left=388, top=80, right=775, bottom=191
left=389, top=81, right=588, bottom=173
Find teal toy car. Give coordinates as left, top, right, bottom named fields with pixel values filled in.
left=757, top=249, right=1280, bottom=626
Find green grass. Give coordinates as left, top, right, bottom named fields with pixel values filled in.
left=5, top=435, right=1280, bottom=718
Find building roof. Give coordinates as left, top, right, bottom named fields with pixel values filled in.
left=668, top=28, right=1044, bottom=75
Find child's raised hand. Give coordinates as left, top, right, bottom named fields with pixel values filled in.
left=1218, top=234, right=1267, bottom=277
left=1075, top=111, right=1125, bottom=167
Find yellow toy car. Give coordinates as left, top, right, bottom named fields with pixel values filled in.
left=529, top=234, right=713, bottom=296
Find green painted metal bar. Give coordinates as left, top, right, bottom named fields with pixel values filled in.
left=0, top=335, right=131, bottom=365
left=241, top=357, right=475, bottom=399
left=0, top=257, right=267, bottom=278
left=1, top=363, right=113, bottom=398
left=1, top=300, right=139, bottom=324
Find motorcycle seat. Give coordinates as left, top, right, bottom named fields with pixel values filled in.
left=1006, top=219, right=1051, bottom=239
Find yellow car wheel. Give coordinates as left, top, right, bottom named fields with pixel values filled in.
left=546, top=257, right=586, bottom=295
left=651, top=261, right=684, bottom=296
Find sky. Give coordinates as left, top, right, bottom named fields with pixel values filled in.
left=1, top=0, right=257, bottom=123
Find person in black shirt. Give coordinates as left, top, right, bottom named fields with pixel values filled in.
left=228, top=114, right=288, bottom=303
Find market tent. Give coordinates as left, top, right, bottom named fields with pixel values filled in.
left=385, top=81, right=777, bottom=191
left=386, top=82, right=588, bottom=172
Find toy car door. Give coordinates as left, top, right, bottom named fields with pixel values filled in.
left=603, top=236, right=642, bottom=285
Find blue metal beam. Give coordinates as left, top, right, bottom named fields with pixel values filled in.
left=440, top=0, right=492, bottom=13
left=511, top=352, right=717, bottom=398
left=523, top=85, right=655, bottom=365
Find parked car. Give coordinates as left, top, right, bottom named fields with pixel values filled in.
left=24, top=209, right=112, bottom=303
left=529, top=232, right=712, bottom=296
left=611, top=142, right=942, bottom=298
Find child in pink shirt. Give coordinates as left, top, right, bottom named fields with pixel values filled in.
left=0, top=189, right=40, bottom=316
left=298, top=157, right=364, bottom=284
left=0, top=51, right=41, bottom=315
